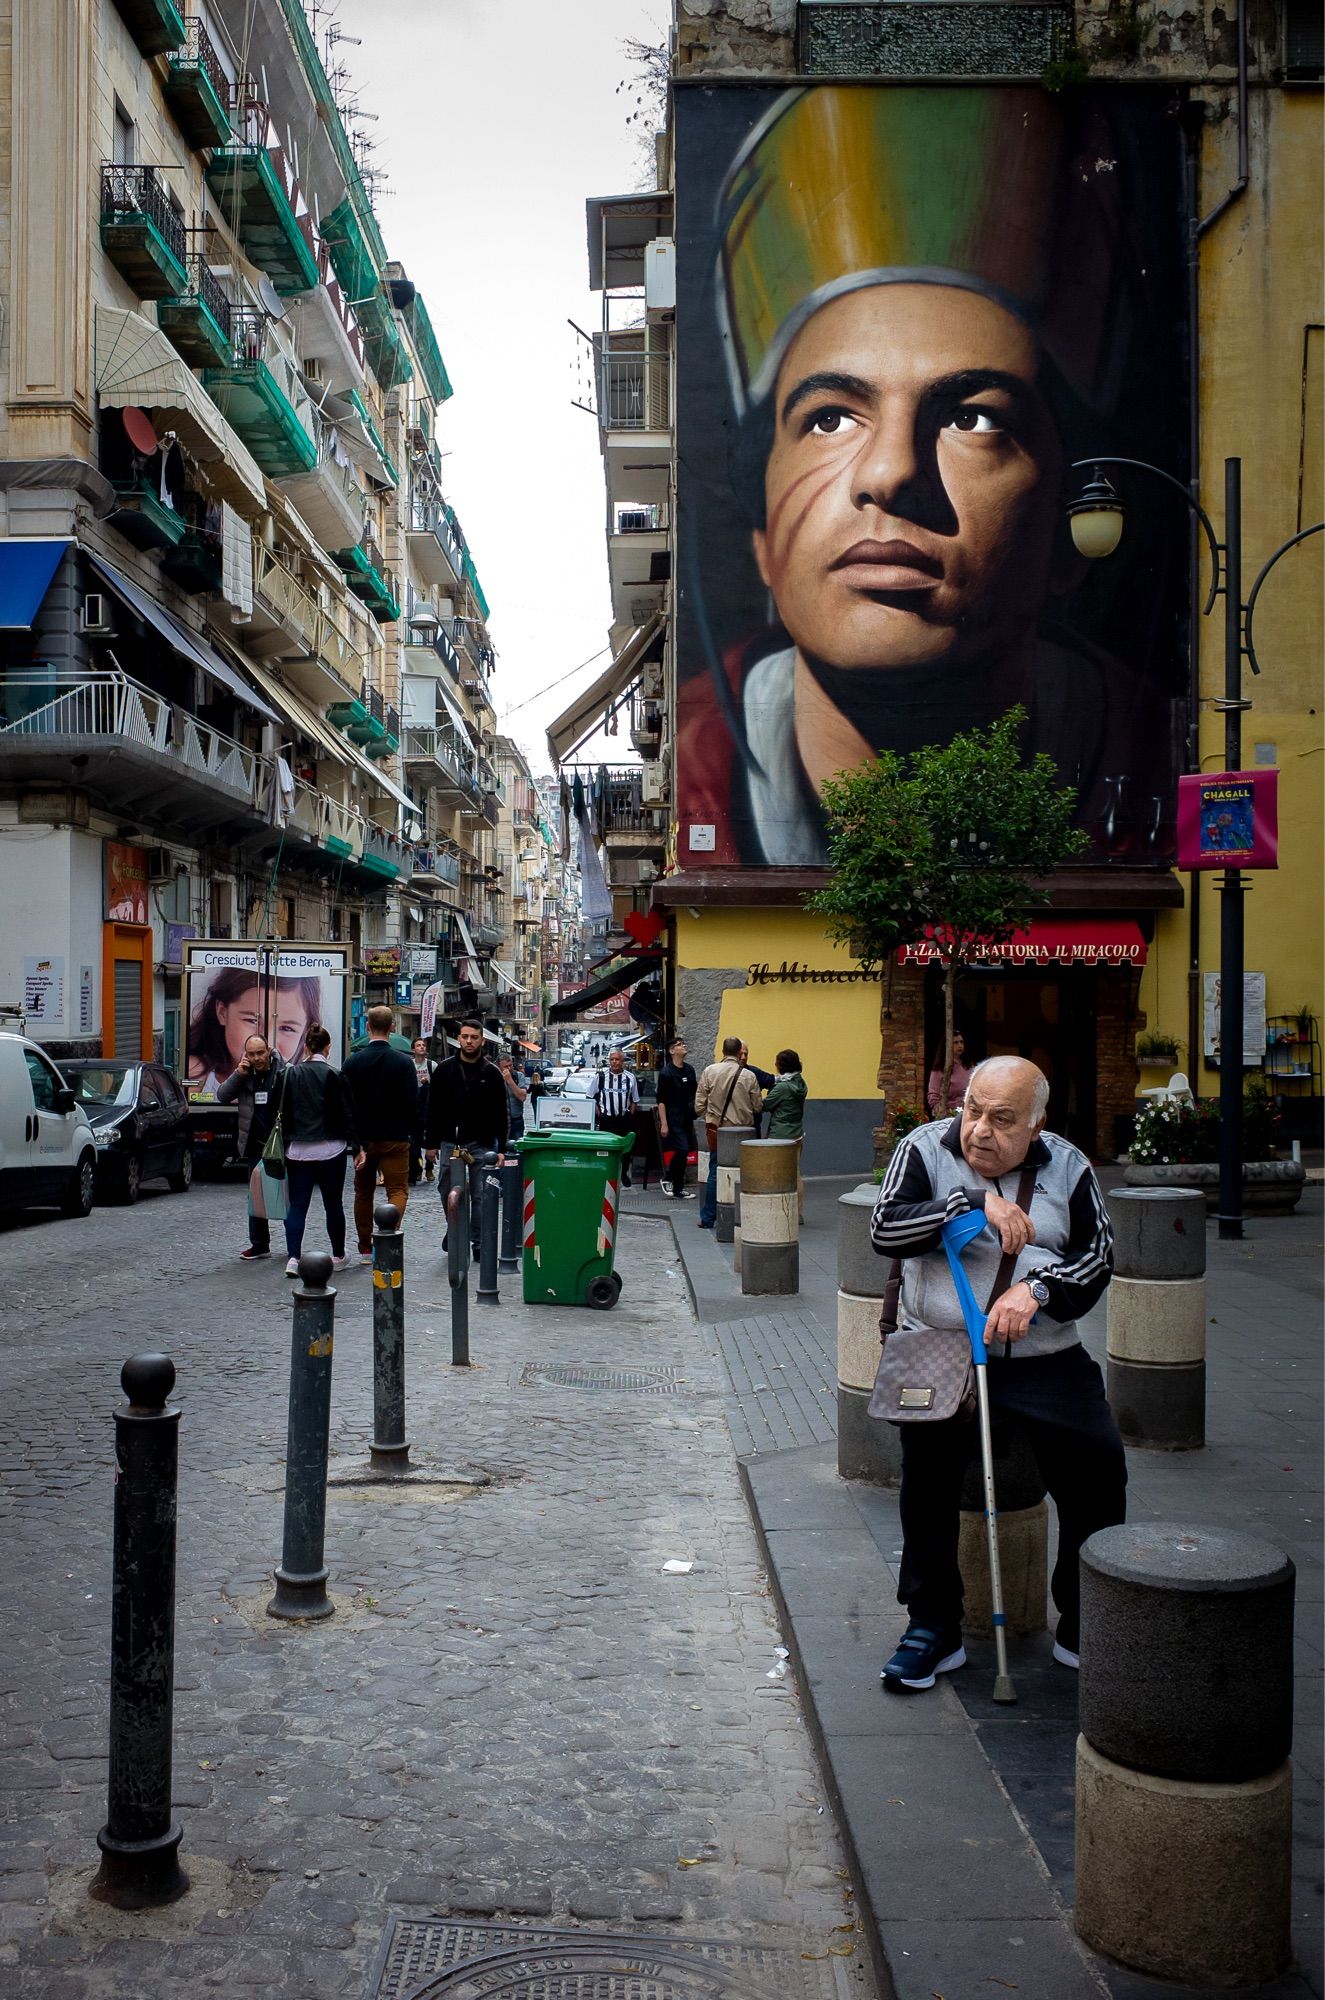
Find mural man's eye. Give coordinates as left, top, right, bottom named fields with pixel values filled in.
left=807, top=408, right=856, bottom=436
left=946, top=408, right=1002, bottom=434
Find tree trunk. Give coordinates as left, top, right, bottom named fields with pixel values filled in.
left=937, top=957, right=957, bottom=1118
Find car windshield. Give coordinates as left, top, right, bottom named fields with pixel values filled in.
left=67, top=1065, right=137, bottom=1107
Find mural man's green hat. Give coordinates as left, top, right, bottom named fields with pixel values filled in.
left=717, top=85, right=1128, bottom=419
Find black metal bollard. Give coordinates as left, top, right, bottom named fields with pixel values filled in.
left=476, top=1149, right=501, bottom=1305
left=91, top=1354, right=188, bottom=1909
left=371, top=1201, right=409, bottom=1474
left=268, top=1253, right=336, bottom=1621
left=448, top=1150, right=470, bottom=1367
left=498, top=1156, right=522, bottom=1275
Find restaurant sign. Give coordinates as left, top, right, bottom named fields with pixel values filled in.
left=898, top=922, right=1148, bottom=968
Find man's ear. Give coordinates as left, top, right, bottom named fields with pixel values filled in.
left=752, top=526, right=771, bottom=590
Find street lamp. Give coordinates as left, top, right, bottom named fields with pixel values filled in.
left=1069, top=454, right=1322, bottom=1238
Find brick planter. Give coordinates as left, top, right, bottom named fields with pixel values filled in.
left=1123, top=1160, right=1305, bottom=1214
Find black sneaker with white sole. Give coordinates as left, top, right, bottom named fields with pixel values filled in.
left=880, top=1624, right=967, bottom=1693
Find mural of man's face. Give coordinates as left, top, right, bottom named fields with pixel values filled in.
left=752, top=285, right=1063, bottom=675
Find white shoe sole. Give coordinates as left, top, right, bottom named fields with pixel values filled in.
left=882, top=1644, right=966, bottom=1691
left=1052, top=1640, right=1080, bottom=1669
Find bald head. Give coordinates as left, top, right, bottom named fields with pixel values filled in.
left=960, top=1057, right=1049, bottom=1178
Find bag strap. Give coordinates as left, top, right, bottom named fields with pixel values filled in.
left=716, top=1064, right=743, bottom=1125
left=983, top=1160, right=1038, bottom=1310
left=879, top=1259, right=903, bottom=1342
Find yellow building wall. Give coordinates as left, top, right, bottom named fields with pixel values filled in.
left=1136, top=89, right=1323, bottom=1097
left=674, top=908, right=884, bottom=1099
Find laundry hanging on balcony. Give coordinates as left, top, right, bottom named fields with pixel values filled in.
left=573, top=771, right=612, bottom=926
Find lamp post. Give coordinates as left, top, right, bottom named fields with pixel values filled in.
left=1068, top=457, right=1322, bottom=1239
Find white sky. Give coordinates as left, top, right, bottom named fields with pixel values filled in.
left=328, top=0, right=664, bottom=777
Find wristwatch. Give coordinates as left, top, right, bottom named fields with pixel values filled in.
left=1026, top=1277, right=1051, bottom=1307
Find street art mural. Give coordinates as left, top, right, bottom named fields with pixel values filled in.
left=675, top=85, right=1191, bottom=867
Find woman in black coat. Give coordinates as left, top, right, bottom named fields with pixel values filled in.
left=279, top=1023, right=358, bottom=1275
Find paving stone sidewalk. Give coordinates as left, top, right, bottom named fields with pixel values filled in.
left=0, top=1184, right=877, bottom=1999
left=674, top=1167, right=1325, bottom=2000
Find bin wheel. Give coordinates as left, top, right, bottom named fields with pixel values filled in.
left=609, top=1271, right=623, bottom=1303
left=586, top=1274, right=618, bottom=1310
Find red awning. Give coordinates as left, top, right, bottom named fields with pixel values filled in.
left=897, top=920, right=1147, bottom=968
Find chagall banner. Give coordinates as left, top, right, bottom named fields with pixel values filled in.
left=1176, top=769, right=1278, bottom=870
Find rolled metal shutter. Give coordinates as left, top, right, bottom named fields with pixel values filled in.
left=113, top=960, right=142, bottom=1057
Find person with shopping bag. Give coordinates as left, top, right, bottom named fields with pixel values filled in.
left=693, top=1037, right=762, bottom=1229
left=216, top=1033, right=287, bottom=1260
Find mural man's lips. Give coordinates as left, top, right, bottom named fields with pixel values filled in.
left=831, top=540, right=943, bottom=591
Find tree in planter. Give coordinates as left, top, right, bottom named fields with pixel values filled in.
left=807, top=709, right=1087, bottom=1117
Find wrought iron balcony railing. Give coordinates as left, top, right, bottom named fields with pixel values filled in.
left=100, top=163, right=187, bottom=267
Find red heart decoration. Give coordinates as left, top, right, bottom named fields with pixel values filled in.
left=624, top=911, right=664, bottom=947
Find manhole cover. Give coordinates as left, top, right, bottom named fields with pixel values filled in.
left=519, top=1364, right=689, bottom=1395
left=367, top=1919, right=843, bottom=2000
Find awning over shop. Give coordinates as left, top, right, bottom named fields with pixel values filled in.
left=0, top=539, right=70, bottom=627
left=897, top=920, right=1148, bottom=968
left=491, top=960, right=527, bottom=995
left=84, top=552, right=280, bottom=721
left=546, top=611, right=663, bottom=765
left=94, top=306, right=266, bottom=516
left=547, top=952, right=660, bottom=1021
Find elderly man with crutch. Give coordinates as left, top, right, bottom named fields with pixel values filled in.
left=869, top=1057, right=1124, bottom=1696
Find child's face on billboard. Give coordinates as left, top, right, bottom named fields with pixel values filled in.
left=752, top=284, right=1062, bottom=678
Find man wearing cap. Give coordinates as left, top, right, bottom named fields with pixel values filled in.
left=679, top=86, right=1181, bottom=866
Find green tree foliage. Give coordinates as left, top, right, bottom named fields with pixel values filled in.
left=807, top=709, right=1087, bottom=1109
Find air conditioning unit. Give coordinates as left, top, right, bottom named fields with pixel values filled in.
left=145, top=847, right=173, bottom=882
left=641, top=763, right=669, bottom=805
left=639, top=662, right=664, bottom=701
left=80, top=593, right=115, bottom=636
left=644, top=237, right=676, bottom=318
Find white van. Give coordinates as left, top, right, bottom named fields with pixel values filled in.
left=0, top=1032, right=98, bottom=1218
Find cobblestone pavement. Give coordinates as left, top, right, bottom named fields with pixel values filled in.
left=0, top=1183, right=876, bottom=1999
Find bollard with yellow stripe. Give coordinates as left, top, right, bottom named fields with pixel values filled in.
left=738, top=1138, right=800, bottom=1296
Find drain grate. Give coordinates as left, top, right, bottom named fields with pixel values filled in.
left=519, top=1363, right=689, bottom=1395
left=366, top=1918, right=842, bottom=1999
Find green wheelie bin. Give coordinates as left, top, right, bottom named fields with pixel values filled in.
left=517, top=1127, right=633, bottom=1308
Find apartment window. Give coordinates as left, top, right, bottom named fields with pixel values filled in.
left=329, top=905, right=344, bottom=942
left=113, top=102, right=135, bottom=166
left=209, top=878, right=234, bottom=938
left=1286, top=0, right=1324, bottom=78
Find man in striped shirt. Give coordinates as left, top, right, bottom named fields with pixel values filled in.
left=593, top=1049, right=640, bottom=1187
left=871, top=1056, right=1124, bottom=1693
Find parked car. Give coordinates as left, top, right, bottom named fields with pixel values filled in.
left=562, top=1071, right=599, bottom=1099
left=0, top=1032, right=98, bottom=1218
left=541, top=1066, right=570, bottom=1094
left=61, top=1060, right=193, bottom=1204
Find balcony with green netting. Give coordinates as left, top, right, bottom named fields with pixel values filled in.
left=112, top=0, right=185, bottom=58
left=205, top=104, right=317, bottom=295
left=202, top=309, right=318, bottom=478
left=164, top=21, right=231, bottom=149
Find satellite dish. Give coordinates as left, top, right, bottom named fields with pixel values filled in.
left=122, top=406, right=159, bottom=455
left=257, top=274, right=286, bottom=321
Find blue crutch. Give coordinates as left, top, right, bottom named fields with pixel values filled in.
left=942, top=1208, right=1018, bottom=1706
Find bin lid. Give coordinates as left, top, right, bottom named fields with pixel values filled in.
left=517, top=1129, right=632, bottom=1155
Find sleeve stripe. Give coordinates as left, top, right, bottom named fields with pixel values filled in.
left=1041, top=1169, right=1113, bottom=1289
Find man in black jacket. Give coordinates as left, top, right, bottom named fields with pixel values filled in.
left=343, top=1006, right=421, bottom=1261
left=655, top=1035, right=698, bottom=1201
left=424, top=1017, right=508, bottom=1253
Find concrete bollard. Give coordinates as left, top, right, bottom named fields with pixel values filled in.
left=836, top=1185, right=901, bottom=1486
left=498, top=1157, right=522, bottom=1274
left=1074, top=1521, right=1295, bottom=1986
left=268, top=1253, right=337, bottom=1622
left=715, top=1125, right=753, bottom=1245
left=90, top=1355, right=187, bottom=1910
left=958, top=1425, right=1048, bottom=1637
left=1106, top=1188, right=1206, bottom=1450
left=739, top=1138, right=800, bottom=1295
left=370, top=1202, right=409, bottom=1475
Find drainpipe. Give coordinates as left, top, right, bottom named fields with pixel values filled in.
left=1185, top=0, right=1251, bottom=1072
